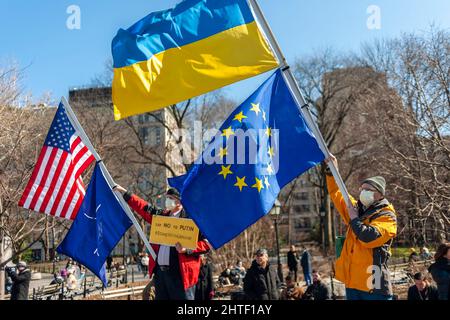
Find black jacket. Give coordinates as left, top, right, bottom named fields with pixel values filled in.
left=243, top=260, right=279, bottom=300
left=300, top=251, right=312, bottom=273
left=407, top=284, right=439, bottom=300
left=195, top=262, right=214, bottom=300
left=428, top=258, right=450, bottom=300
left=8, top=268, right=31, bottom=300
left=303, top=281, right=330, bottom=300
left=287, top=251, right=299, bottom=269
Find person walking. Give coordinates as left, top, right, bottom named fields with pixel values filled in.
left=407, top=272, right=439, bottom=300
left=6, top=261, right=31, bottom=300
left=106, top=255, right=113, bottom=272
left=114, top=185, right=210, bottom=300
left=243, top=248, right=280, bottom=300
left=66, top=268, right=78, bottom=291
left=300, top=247, right=312, bottom=286
left=325, top=154, right=397, bottom=300
left=428, top=243, right=450, bottom=300
left=233, top=260, right=246, bottom=286
left=141, top=253, right=150, bottom=277
left=195, top=254, right=214, bottom=300
left=287, top=245, right=299, bottom=282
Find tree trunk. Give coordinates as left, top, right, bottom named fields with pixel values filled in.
left=326, top=195, right=334, bottom=250
left=44, top=217, right=50, bottom=261
left=51, top=220, right=56, bottom=260
left=244, top=230, right=249, bottom=260
left=0, top=231, right=5, bottom=300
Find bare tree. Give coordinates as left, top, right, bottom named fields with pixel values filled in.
left=292, top=50, right=387, bottom=251
left=359, top=27, right=450, bottom=244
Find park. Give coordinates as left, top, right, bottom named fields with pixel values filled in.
left=0, top=0, right=448, bottom=308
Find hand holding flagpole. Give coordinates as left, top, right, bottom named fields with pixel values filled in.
left=247, top=0, right=352, bottom=207
left=61, top=97, right=157, bottom=261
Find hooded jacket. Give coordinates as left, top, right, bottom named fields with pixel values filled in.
left=327, top=175, right=397, bottom=296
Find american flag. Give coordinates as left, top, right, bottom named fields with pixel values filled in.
left=18, top=103, right=95, bottom=220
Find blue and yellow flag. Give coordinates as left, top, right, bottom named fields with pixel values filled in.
left=112, top=0, right=279, bottom=120
left=169, top=70, right=325, bottom=249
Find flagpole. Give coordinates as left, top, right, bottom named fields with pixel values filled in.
left=247, top=0, right=352, bottom=207
left=61, top=97, right=157, bottom=261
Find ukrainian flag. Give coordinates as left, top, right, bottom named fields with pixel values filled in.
left=112, top=0, right=279, bottom=120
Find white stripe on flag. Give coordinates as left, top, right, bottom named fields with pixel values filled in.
left=23, top=147, right=53, bottom=209
left=64, top=188, right=81, bottom=220
left=54, top=150, right=91, bottom=217
left=43, top=154, right=72, bottom=214
left=34, top=149, right=63, bottom=212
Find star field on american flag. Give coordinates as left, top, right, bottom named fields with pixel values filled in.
left=44, top=108, right=75, bottom=151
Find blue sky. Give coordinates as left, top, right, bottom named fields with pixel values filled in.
left=1, top=0, right=449, bottom=104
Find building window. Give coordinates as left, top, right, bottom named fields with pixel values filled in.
left=32, top=249, right=42, bottom=261
left=301, top=204, right=311, bottom=212
left=155, top=127, right=162, bottom=145
left=294, top=192, right=309, bottom=201
left=139, top=127, right=150, bottom=145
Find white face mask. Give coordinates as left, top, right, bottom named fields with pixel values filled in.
left=359, top=190, right=375, bottom=207
left=165, top=198, right=177, bottom=210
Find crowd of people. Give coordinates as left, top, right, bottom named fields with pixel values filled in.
left=4, top=241, right=449, bottom=301
left=4, top=153, right=449, bottom=301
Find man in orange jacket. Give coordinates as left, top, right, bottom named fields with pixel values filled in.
left=325, top=154, right=397, bottom=300
left=114, top=185, right=210, bottom=300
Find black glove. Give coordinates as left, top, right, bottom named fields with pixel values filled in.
left=5, top=267, right=14, bottom=276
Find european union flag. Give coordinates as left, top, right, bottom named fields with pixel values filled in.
left=57, top=163, right=132, bottom=286
left=169, top=69, right=325, bottom=249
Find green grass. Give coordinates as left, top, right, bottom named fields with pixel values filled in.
left=391, top=247, right=418, bottom=258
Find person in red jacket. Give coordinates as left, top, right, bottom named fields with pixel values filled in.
left=114, top=185, right=211, bottom=300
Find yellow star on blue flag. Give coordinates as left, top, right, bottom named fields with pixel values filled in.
left=169, top=70, right=325, bottom=249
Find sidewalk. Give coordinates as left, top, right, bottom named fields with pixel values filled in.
left=27, top=264, right=149, bottom=297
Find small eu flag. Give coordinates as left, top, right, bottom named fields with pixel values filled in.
left=57, top=163, right=132, bottom=286
left=169, top=69, right=325, bottom=249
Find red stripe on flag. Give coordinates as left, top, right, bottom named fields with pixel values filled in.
left=40, top=151, right=69, bottom=213
left=70, top=136, right=81, bottom=153
left=18, top=146, right=48, bottom=207
left=48, top=162, right=77, bottom=217
left=72, top=146, right=90, bottom=166
left=74, top=154, right=95, bottom=179
left=70, top=188, right=85, bottom=220
left=48, top=145, right=90, bottom=217
left=59, top=181, right=79, bottom=219
left=28, top=147, right=58, bottom=211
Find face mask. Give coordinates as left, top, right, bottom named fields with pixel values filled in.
left=165, top=198, right=177, bottom=210
left=359, top=190, right=375, bottom=207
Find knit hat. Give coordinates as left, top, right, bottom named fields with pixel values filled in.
left=256, top=248, right=268, bottom=256
left=166, top=188, right=180, bottom=199
left=362, top=176, right=386, bottom=196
